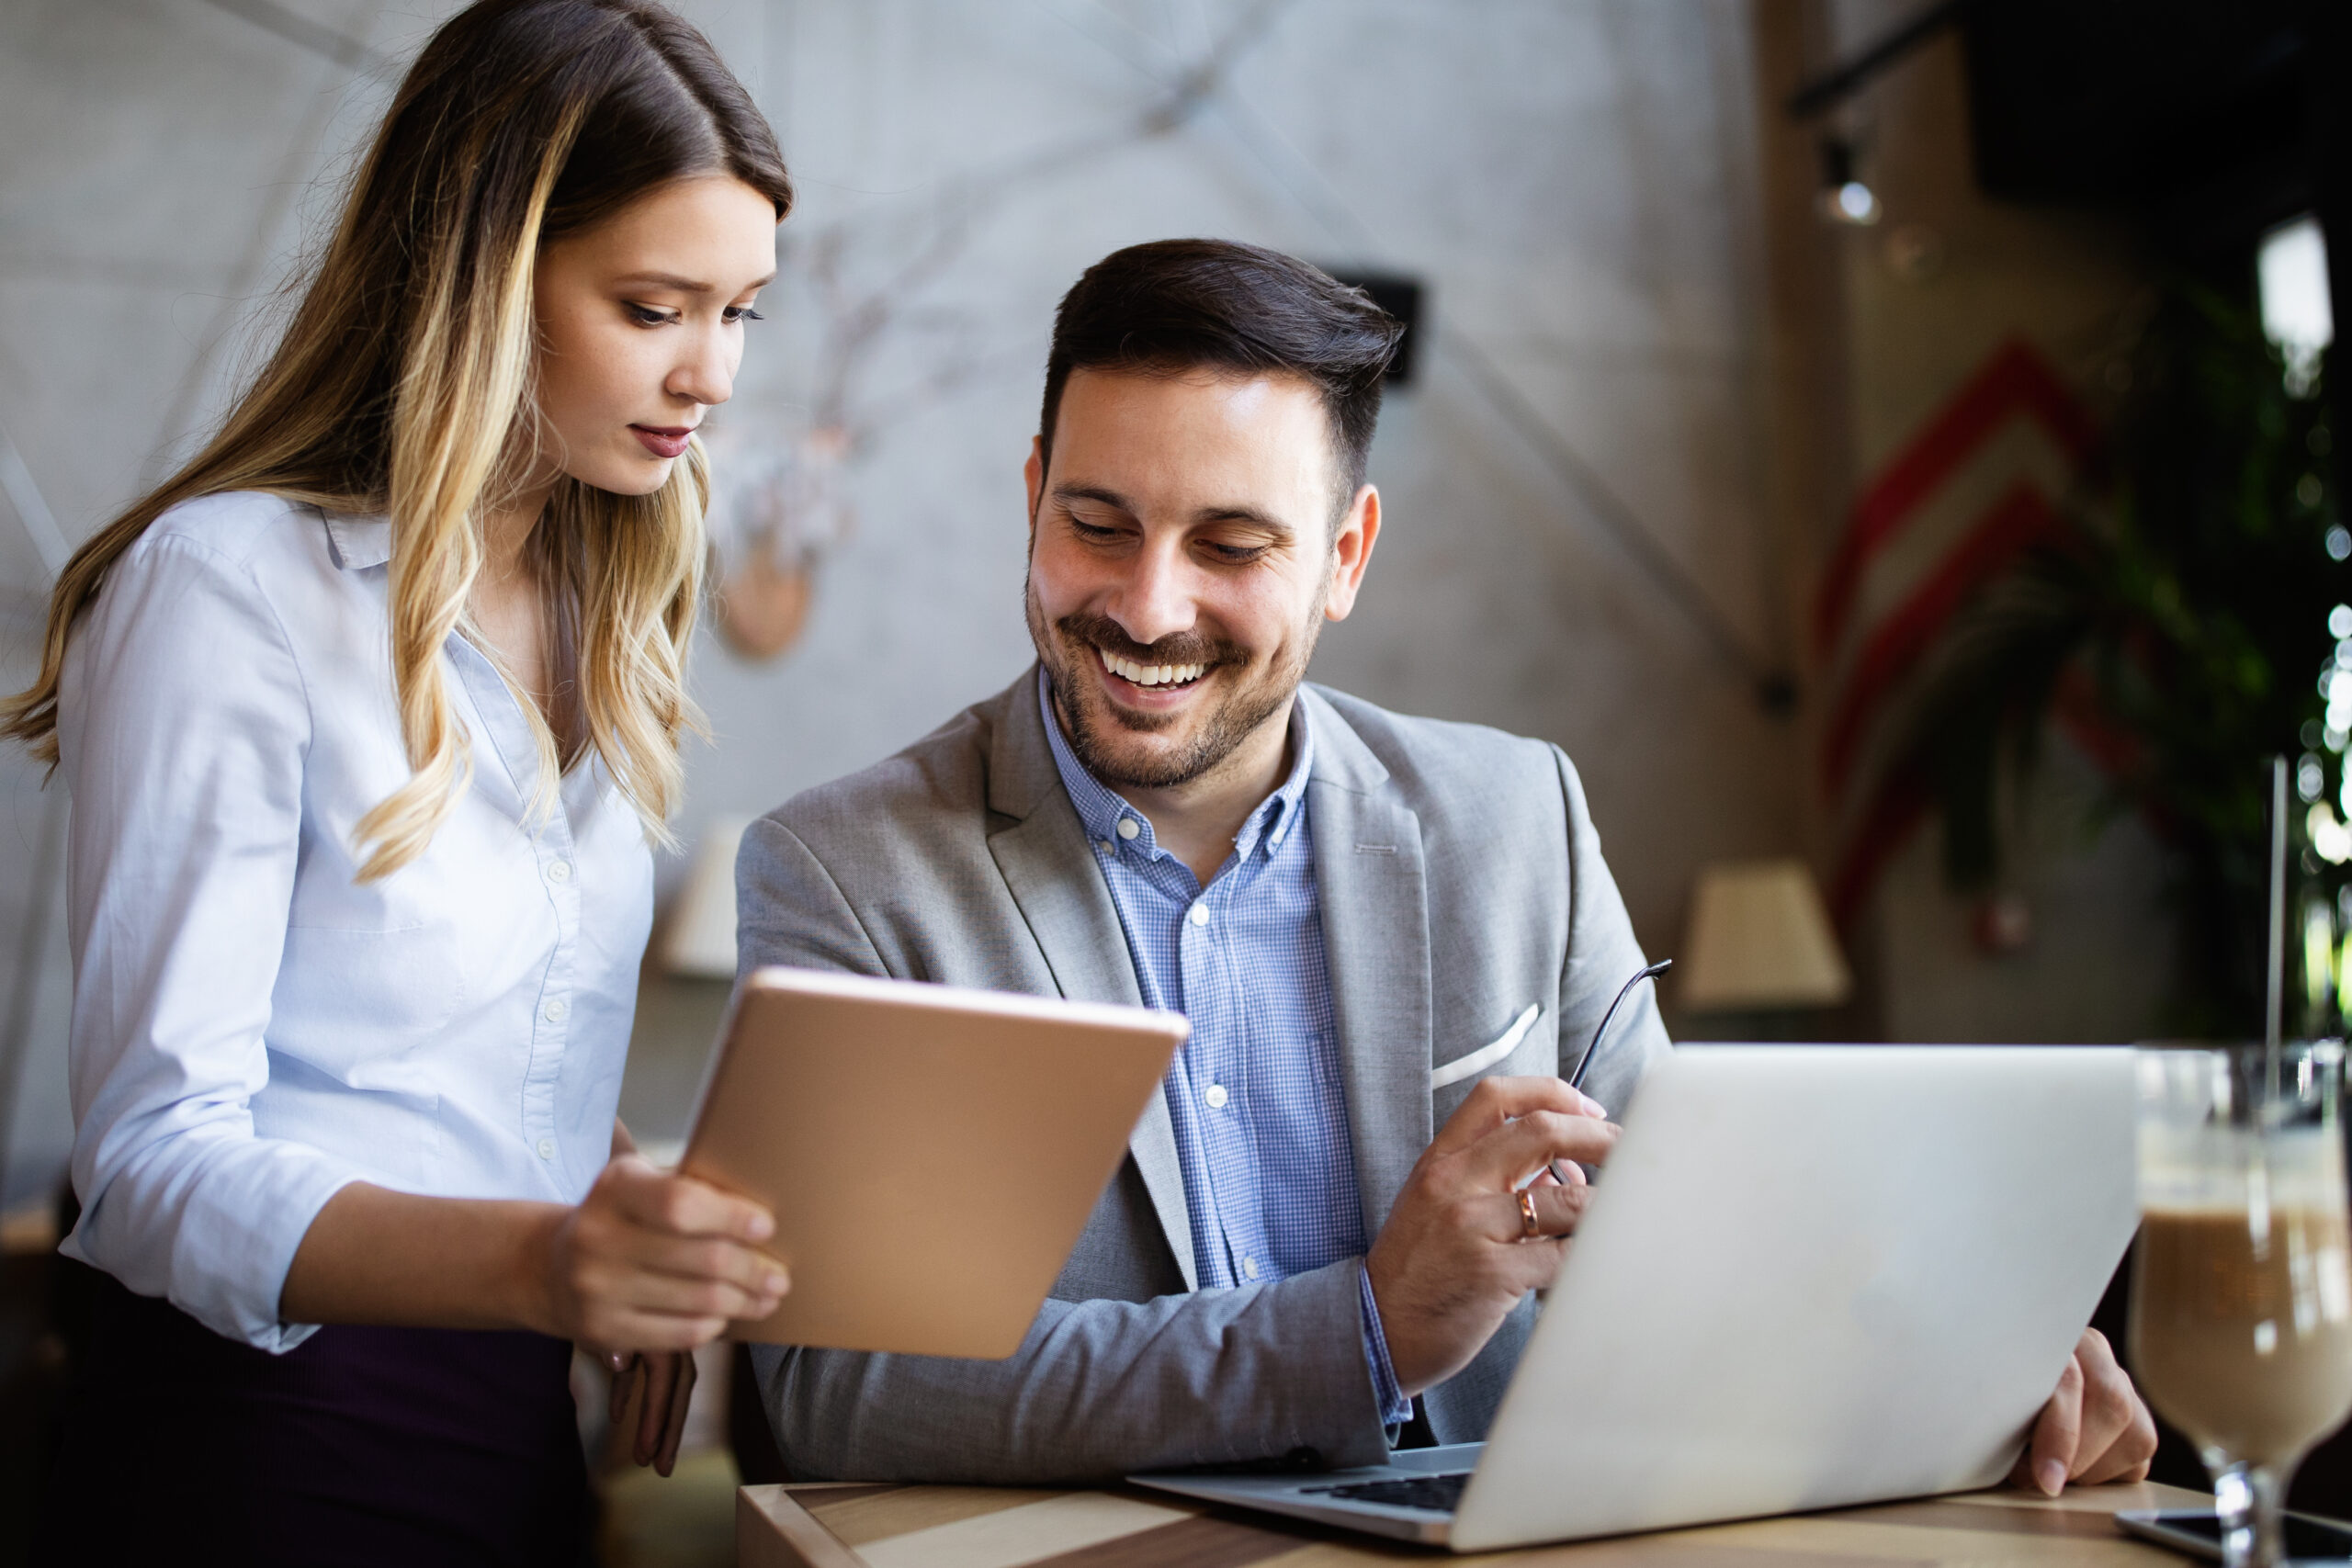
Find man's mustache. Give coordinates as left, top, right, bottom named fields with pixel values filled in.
left=1056, top=612, right=1240, bottom=670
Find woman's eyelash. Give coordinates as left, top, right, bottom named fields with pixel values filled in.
left=626, top=304, right=763, bottom=325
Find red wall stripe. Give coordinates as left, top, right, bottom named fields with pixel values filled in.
left=1813, top=339, right=2098, bottom=659
left=1830, top=770, right=1931, bottom=931
left=1819, top=483, right=2062, bottom=794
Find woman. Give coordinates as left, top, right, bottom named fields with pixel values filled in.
left=6, top=3, right=794, bottom=1561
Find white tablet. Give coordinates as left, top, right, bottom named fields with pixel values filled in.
left=680, top=966, right=1187, bottom=1359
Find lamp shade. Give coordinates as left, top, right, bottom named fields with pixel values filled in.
left=661, top=816, right=751, bottom=979
left=1679, top=858, right=1851, bottom=1012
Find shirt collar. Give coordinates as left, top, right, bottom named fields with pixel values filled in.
left=322, top=509, right=391, bottom=570
left=1036, top=666, right=1315, bottom=867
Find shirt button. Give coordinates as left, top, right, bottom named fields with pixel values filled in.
left=1098, top=840, right=1114, bottom=854
left=536, top=1137, right=555, bottom=1160
left=1189, top=904, right=1209, bottom=928
left=547, top=859, right=571, bottom=884
left=1242, top=1256, right=1261, bottom=1280
left=543, top=998, right=569, bottom=1023
left=1116, top=818, right=1141, bottom=840
left=1205, top=1083, right=1229, bottom=1110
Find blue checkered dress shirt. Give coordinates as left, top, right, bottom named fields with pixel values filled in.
left=1040, top=672, right=1411, bottom=1426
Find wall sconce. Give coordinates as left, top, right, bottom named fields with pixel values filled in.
left=1817, top=139, right=1881, bottom=228
left=1679, top=859, right=1853, bottom=1013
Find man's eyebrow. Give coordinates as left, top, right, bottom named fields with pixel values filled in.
left=614, top=271, right=777, bottom=293
left=1052, top=484, right=1138, bottom=515
left=1194, top=504, right=1294, bottom=536
left=1054, top=486, right=1297, bottom=537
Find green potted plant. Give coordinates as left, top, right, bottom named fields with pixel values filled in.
left=1889, top=284, right=2344, bottom=1034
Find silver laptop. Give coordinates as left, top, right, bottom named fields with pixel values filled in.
left=1131, top=1045, right=2137, bottom=1552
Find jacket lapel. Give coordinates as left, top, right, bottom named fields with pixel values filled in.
left=984, top=671, right=1199, bottom=1291
left=1302, top=687, right=1433, bottom=1237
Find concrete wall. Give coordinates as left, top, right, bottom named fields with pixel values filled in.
left=684, top=0, right=1803, bottom=934
left=0, top=0, right=1813, bottom=1201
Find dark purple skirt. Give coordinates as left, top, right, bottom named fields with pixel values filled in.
left=36, top=1272, right=591, bottom=1568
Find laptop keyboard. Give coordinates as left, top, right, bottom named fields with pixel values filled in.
left=1302, top=1472, right=1472, bottom=1514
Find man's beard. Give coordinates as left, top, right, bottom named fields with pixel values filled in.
left=1024, top=583, right=1320, bottom=791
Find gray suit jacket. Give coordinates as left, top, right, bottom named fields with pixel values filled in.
left=736, top=670, right=1670, bottom=1483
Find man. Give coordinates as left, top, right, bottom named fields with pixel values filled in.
left=736, top=240, right=2155, bottom=1491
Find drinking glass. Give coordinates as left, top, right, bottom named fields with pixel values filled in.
left=2131, top=1042, right=2352, bottom=1568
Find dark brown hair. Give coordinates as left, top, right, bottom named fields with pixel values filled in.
left=1038, top=239, right=1404, bottom=510
left=6, top=0, right=792, bottom=877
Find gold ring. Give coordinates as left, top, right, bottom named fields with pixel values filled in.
left=1518, top=1187, right=1542, bottom=1238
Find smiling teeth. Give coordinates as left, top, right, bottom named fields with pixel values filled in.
left=1101, top=650, right=1206, bottom=687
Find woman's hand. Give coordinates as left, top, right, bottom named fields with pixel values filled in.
left=610, top=1348, right=699, bottom=1476
left=544, top=1154, right=786, bottom=1353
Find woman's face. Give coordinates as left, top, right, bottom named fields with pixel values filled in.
left=530, top=174, right=777, bottom=497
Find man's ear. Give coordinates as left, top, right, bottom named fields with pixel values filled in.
left=1023, top=437, right=1046, bottom=541
left=1323, top=484, right=1382, bottom=623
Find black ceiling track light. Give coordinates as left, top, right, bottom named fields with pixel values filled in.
left=1787, top=0, right=2352, bottom=509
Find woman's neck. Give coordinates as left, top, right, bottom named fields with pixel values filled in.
left=480, top=482, right=554, bottom=587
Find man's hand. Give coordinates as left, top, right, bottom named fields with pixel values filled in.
left=2008, top=1328, right=2158, bottom=1495
left=544, top=1154, right=787, bottom=1352
left=1366, top=1076, right=1616, bottom=1396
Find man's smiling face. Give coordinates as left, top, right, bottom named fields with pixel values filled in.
left=1023, top=365, right=1375, bottom=791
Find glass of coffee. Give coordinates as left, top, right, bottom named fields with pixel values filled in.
left=2132, top=1042, right=2352, bottom=1568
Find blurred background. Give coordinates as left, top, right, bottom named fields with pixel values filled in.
left=2, top=0, right=2347, bottom=1562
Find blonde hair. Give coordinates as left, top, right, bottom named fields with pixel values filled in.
left=2, top=0, right=792, bottom=880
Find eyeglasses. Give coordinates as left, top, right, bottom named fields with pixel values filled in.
left=1565, top=959, right=1671, bottom=1092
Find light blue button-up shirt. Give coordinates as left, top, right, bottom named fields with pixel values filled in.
left=53, top=491, right=651, bottom=1350
left=1040, top=673, right=1410, bottom=1425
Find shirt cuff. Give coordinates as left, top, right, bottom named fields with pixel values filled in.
left=1357, top=1265, right=1414, bottom=1428
left=64, top=1134, right=362, bottom=1354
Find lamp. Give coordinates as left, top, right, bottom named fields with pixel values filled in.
left=661, top=816, right=750, bottom=979
left=1816, top=139, right=1880, bottom=228
left=2258, top=214, right=2333, bottom=397
left=1679, top=859, right=1852, bottom=1013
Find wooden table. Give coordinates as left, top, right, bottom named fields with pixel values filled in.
left=739, top=1477, right=2211, bottom=1567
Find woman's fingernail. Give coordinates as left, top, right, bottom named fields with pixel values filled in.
left=745, top=1213, right=775, bottom=1241
left=2036, top=1459, right=2066, bottom=1496
left=765, top=1271, right=788, bottom=1295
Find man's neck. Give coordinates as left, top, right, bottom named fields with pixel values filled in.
left=1078, top=695, right=1295, bottom=888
